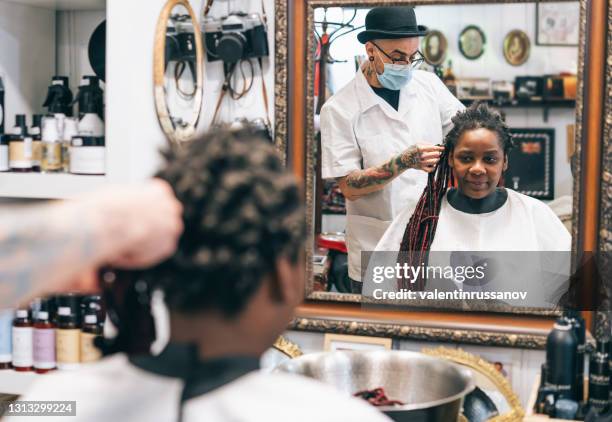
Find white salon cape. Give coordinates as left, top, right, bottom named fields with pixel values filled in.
left=7, top=354, right=391, bottom=422
left=320, top=69, right=464, bottom=281
left=371, top=189, right=571, bottom=308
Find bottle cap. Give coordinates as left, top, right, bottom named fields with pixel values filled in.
left=58, top=306, right=72, bottom=316
left=553, top=317, right=571, bottom=330
left=32, top=114, right=43, bottom=129
left=37, top=311, right=49, bottom=321
left=16, top=309, right=28, bottom=318
left=84, top=314, right=97, bottom=324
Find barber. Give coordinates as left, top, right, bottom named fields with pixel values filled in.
left=320, top=6, right=464, bottom=293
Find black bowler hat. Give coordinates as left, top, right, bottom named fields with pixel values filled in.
left=357, top=7, right=428, bottom=44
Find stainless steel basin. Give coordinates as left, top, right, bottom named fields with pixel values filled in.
left=275, top=350, right=474, bottom=422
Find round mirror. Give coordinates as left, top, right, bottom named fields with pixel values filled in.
left=154, top=0, right=204, bottom=144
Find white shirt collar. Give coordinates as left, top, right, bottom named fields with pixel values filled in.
left=353, top=67, right=417, bottom=118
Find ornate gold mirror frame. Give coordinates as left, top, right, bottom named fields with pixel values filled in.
left=273, top=0, right=610, bottom=344
left=423, top=347, right=525, bottom=422
left=153, top=0, right=205, bottom=144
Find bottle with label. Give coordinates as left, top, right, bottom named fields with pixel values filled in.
left=0, top=309, right=14, bottom=369
left=41, top=116, right=63, bottom=173
left=0, top=135, right=8, bottom=172
left=33, top=311, right=56, bottom=374
left=30, top=114, right=43, bottom=172
left=12, top=309, right=33, bottom=371
left=8, top=115, right=32, bottom=172
left=62, top=118, right=78, bottom=173
left=546, top=317, right=578, bottom=400
left=80, top=313, right=102, bottom=363
left=589, top=340, right=610, bottom=413
left=55, top=306, right=80, bottom=370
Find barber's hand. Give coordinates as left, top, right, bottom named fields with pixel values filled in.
left=86, top=179, right=184, bottom=269
left=401, top=144, right=444, bottom=173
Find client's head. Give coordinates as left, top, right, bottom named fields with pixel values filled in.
left=445, top=103, right=513, bottom=199
left=150, top=127, right=306, bottom=354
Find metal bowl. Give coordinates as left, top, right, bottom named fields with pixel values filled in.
left=275, top=350, right=475, bottom=422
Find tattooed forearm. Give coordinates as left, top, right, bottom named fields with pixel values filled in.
left=345, top=146, right=419, bottom=189
left=0, top=203, right=98, bottom=307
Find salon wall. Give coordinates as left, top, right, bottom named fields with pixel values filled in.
left=105, top=0, right=275, bottom=184
left=56, top=10, right=105, bottom=94
left=321, top=3, right=577, bottom=200
left=0, top=2, right=55, bottom=128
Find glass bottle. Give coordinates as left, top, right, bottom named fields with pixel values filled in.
left=33, top=311, right=56, bottom=374
left=0, top=308, right=14, bottom=370
left=55, top=307, right=80, bottom=370
left=41, top=116, right=63, bottom=173
left=8, top=115, right=32, bottom=172
left=12, top=309, right=33, bottom=371
left=80, top=313, right=102, bottom=363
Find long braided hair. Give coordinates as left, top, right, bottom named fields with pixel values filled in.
left=397, top=102, right=513, bottom=290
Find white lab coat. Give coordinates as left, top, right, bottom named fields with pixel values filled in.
left=320, top=68, right=464, bottom=281
left=7, top=354, right=391, bottom=422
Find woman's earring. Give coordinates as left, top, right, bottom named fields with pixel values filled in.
left=369, top=56, right=374, bottom=62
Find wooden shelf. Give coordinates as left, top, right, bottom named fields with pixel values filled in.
left=0, top=173, right=107, bottom=199
left=2, top=0, right=105, bottom=11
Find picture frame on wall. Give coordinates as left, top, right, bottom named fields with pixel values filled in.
left=324, top=334, right=392, bottom=351
left=535, top=1, right=580, bottom=46
left=458, top=25, right=486, bottom=60
left=422, top=30, right=448, bottom=66
left=504, top=129, right=555, bottom=200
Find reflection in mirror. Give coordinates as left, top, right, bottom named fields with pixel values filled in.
left=154, top=0, right=204, bottom=144
left=311, top=3, right=582, bottom=311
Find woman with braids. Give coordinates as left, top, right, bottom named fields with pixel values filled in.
left=373, top=103, right=570, bottom=294
left=11, top=128, right=390, bottom=422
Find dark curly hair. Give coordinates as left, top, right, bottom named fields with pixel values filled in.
left=444, top=102, right=514, bottom=155
left=148, top=127, right=306, bottom=317
left=398, top=102, right=513, bottom=290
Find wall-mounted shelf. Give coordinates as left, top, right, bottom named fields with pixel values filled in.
left=0, top=173, right=107, bottom=199
left=460, top=99, right=576, bottom=122
left=0, top=371, right=38, bottom=395
left=1, top=0, right=105, bottom=11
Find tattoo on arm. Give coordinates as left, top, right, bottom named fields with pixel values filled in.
left=345, top=147, right=418, bottom=189
left=0, top=204, right=97, bottom=307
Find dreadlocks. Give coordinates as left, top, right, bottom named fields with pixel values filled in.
left=397, top=102, right=513, bottom=290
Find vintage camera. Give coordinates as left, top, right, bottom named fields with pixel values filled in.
left=165, top=14, right=198, bottom=65
left=203, top=13, right=269, bottom=63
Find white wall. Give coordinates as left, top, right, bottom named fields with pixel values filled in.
left=105, top=0, right=275, bottom=184
left=317, top=3, right=577, bottom=200
left=0, top=1, right=55, bottom=128
left=56, top=10, right=106, bottom=94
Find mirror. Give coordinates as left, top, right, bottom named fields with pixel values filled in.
left=303, top=1, right=586, bottom=314
left=154, top=0, right=204, bottom=144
